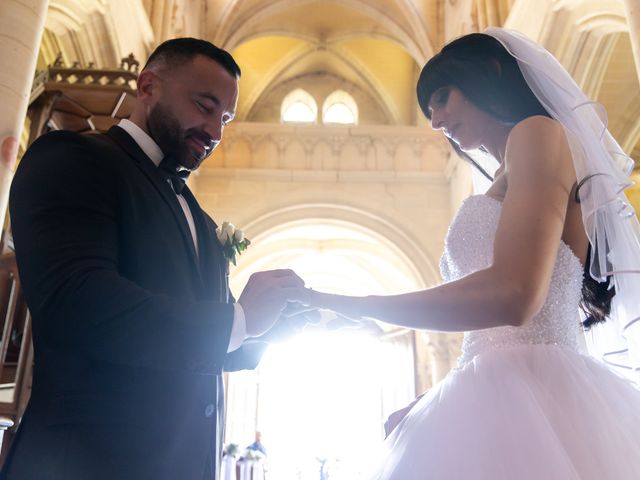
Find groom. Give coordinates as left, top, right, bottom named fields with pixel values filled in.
left=1, top=38, right=307, bottom=480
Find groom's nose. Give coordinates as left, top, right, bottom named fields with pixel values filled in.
left=203, top=117, right=224, bottom=144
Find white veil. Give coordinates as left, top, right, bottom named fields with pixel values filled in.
left=485, top=27, right=640, bottom=377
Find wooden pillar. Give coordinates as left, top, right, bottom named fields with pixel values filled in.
left=0, top=0, right=49, bottom=227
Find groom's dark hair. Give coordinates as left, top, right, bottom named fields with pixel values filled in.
left=143, top=37, right=241, bottom=79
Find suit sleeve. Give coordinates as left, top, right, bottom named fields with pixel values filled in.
left=10, top=132, right=234, bottom=372
left=224, top=341, right=269, bottom=372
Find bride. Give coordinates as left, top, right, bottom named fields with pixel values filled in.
left=303, top=28, right=640, bottom=479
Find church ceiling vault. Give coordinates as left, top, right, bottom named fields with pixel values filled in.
left=209, top=0, right=432, bottom=125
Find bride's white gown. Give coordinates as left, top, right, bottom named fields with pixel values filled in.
left=371, top=195, right=640, bottom=479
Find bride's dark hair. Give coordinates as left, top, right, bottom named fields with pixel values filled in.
left=416, top=33, right=614, bottom=328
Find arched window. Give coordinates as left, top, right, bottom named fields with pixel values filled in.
left=322, top=90, right=358, bottom=125
left=281, top=89, right=318, bottom=123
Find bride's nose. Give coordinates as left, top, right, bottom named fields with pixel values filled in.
left=430, top=110, right=446, bottom=131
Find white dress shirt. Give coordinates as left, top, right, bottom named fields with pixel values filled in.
left=117, top=119, right=246, bottom=353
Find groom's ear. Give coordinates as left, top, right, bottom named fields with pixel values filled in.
left=136, top=69, right=160, bottom=105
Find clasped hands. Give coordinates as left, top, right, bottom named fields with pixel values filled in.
left=237, top=269, right=362, bottom=343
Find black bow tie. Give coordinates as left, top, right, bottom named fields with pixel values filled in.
left=159, top=156, right=190, bottom=194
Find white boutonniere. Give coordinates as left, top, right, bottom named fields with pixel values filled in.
left=216, top=221, right=251, bottom=266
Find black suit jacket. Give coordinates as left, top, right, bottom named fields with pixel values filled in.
left=1, top=126, right=265, bottom=480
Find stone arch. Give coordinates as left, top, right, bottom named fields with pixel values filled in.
left=231, top=203, right=440, bottom=293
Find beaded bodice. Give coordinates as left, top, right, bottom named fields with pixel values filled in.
left=440, top=195, right=585, bottom=366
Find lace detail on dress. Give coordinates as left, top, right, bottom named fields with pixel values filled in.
left=439, top=195, right=585, bottom=366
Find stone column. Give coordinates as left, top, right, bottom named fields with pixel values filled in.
left=0, top=0, right=49, bottom=228
left=624, top=0, right=640, bottom=83
left=424, top=332, right=462, bottom=385
left=444, top=0, right=475, bottom=43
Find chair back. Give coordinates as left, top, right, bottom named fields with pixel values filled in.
left=0, top=253, right=33, bottom=463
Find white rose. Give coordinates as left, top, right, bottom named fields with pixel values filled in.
left=216, top=226, right=230, bottom=244
left=234, top=229, right=244, bottom=243
left=222, top=223, right=235, bottom=244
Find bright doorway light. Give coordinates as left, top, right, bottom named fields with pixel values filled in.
left=225, top=219, right=424, bottom=479
left=226, top=329, right=415, bottom=479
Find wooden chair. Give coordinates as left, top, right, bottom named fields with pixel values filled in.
left=0, top=253, right=33, bottom=464
left=0, top=418, right=14, bottom=459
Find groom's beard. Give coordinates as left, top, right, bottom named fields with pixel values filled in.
left=147, top=102, right=214, bottom=171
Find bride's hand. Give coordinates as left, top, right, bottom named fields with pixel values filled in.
left=325, top=311, right=363, bottom=330
left=305, top=288, right=365, bottom=319
left=256, top=302, right=321, bottom=343
left=284, top=293, right=362, bottom=328
left=280, top=300, right=322, bottom=326
left=304, top=288, right=378, bottom=331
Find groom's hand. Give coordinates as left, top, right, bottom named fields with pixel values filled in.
left=257, top=303, right=321, bottom=343
left=324, top=312, right=364, bottom=330
left=239, top=269, right=308, bottom=337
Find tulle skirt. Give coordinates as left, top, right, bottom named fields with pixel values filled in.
left=369, top=344, right=640, bottom=479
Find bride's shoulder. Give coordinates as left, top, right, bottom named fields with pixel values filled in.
left=507, top=116, right=570, bottom=160
left=505, top=115, right=573, bottom=181
left=507, top=116, right=566, bottom=147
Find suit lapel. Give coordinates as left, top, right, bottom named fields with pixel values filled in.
left=105, top=126, right=202, bottom=282
left=181, top=188, right=229, bottom=303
